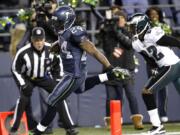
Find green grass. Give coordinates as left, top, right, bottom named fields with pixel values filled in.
left=40, top=123, right=180, bottom=135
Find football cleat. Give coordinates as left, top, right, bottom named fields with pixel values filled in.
left=9, top=127, right=18, bottom=135
left=32, top=128, right=43, bottom=135
left=66, top=128, right=79, bottom=135
left=147, top=125, right=166, bottom=135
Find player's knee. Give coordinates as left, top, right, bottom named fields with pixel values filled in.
left=142, top=88, right=153, bottom=95
left=47, top=96, right=58, bottom=107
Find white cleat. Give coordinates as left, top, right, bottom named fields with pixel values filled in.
left=147, top=125, right=166, bottom=135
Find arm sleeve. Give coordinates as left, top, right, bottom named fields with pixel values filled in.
left=116, top=31, right=133, bottom=49
left=11, top=52, right=26, bottom=86
left=156, top=35, right=180, bottom=48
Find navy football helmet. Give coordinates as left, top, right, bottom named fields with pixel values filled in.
left=127, top=13, right=150, bottom=38
left=51, top=6, right=76, bottom=32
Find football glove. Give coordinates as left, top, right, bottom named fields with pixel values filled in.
left=111, top=67, right=131, bottom=80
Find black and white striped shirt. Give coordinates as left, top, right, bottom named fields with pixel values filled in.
left=12, top=42, right=63, bottom=86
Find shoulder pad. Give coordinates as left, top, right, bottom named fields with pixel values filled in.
left=69, top=26, right=88, bottom=43
left=144, top=27, right=164, bottom=42
left=70, top=26, right=87, bottom=36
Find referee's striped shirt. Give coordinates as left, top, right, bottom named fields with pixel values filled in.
left=12, top=42, right=63, bottom=86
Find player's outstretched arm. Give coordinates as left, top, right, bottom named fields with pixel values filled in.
left=156, top=35, right=180, bottom=48
left=80, top=39, right=111, bottom=69
left=116, top=31, right=133, bottom=50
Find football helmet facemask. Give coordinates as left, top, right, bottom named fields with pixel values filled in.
left=51, top=6, right=76, bottom=32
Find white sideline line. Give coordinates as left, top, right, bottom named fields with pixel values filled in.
left=125, top=132, right=180, bottom=135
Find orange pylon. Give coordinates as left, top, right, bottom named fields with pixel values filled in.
left=0, top=111, right=28, bottom=135
left=110, top=100, right=122, bottom=135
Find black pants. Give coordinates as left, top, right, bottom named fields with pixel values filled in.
left=146, top=65, right=168, bottom=117
left=105, top=75, right=139, bottom=116
left=12, top=77, right=74, bottom=130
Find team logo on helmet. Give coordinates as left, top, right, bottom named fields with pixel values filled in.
left=51, top=6, right=76, bottom=33
left=127, top=13, right=150, bottom=38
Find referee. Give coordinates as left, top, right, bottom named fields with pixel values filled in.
left=10, top=27, right=74, bottom=133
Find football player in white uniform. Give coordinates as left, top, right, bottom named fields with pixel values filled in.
left=116, top=13, right=180, bottom=135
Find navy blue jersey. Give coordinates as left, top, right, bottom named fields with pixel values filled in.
left=58, top=26, right=88, bottom=77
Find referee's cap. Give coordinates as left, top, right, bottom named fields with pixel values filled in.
left=31, top=27, right=45, bottom=40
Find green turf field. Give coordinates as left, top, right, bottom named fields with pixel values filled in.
left=40, top=123, right=180, bottom=135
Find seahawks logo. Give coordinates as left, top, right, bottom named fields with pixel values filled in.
left=64, top=12, right=71, bottom=20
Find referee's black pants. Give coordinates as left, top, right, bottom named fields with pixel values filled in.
left=12, top=77, right=74, bottom=130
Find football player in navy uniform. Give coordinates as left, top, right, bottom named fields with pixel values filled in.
left=33, top=6, right=128, bottom=135
left=116, top=13, right=180, bottom=135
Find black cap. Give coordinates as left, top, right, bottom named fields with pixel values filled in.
left=31, top=27, right=45, bottom=40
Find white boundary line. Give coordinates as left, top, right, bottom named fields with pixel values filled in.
left=125, top=132, right=180, bottom=135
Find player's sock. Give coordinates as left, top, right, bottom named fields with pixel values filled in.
left=142, top=94, right=161, bottom=127
left=142, top=93, right=156, bottom=110
left=148, top=109, right=161, bottom=127
left=36, top=123, right=47, bottom=132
